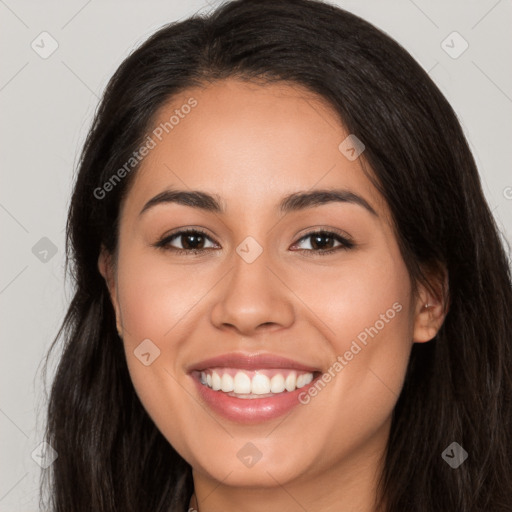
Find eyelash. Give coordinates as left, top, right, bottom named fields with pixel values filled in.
left=153, top=227, right=355, bottom=256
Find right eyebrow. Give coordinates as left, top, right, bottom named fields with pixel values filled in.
left=139, top=189, right=225, bottom=217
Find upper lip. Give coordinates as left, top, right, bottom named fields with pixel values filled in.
left=187, top=352, right=321, bottom=373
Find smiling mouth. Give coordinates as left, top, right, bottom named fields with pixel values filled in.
left=194, top=368, right=320, bottom=399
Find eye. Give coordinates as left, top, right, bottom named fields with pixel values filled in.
left=153, top=227, right=355, bottom=256
left=290, top=229, right=355, bottom=255
left=153, top=228, right=219, bottom=255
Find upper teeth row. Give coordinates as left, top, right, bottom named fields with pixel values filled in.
left=200, top=370, right=314, bottom=395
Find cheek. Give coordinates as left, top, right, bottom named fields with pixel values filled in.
left=287, top=247, right=413, bottom=351
left=116, top=250, right=216, bottom=340
left=113, top=251, right=214, bottom=435
left=285, top=249, right=414, bottom=428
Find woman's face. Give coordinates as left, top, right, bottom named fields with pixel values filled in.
left=100, top=79, right=438, bottom=497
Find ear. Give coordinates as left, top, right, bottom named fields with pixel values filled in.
left=98, top=246, right=122, bottom=336
left=412, top=266, right=449, bottom=343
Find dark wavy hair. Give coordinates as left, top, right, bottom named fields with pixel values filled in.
left=41, top=0, right=512, bottom=510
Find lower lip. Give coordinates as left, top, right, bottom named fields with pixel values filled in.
left=191, top=372, right=319, bottom=424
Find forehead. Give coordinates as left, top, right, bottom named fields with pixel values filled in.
left=121, top=78, right=389, bottom=222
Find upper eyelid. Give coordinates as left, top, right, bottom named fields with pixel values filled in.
left=294, top=227, right=352, bottom=242
left=165, top=228, right=218, bottom=243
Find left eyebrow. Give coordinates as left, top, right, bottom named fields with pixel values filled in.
left=279, top=189, right=378, bottom=217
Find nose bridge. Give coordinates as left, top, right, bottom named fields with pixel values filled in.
left=231, top=236, right=272, bottom=289
left=210, top=237, right=295, bottom=333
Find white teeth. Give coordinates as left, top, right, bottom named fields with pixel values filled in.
left=233, top=371, right=252, bottom=394
left=296, top=373, right=314, bottom=388
left=221, top=373, right=234, bottom=392
left=200, top=369, right=314, bottom=395
left=251, top=374, right=271, bottom=395
left=270, top=374, right=286, bottom=393
left=285, top=373, right=297, bottom=392
left=211, top=372, right=222, bottom=391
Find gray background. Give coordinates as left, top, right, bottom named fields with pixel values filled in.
left=1, top=0, right=511, bottom=510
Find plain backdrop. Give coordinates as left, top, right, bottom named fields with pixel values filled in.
left=1, top=0, right=511, bottom=510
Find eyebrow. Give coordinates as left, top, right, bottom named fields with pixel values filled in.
left=139, top=187, right=377, bottom=217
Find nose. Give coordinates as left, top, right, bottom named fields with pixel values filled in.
left=210, top=244, right=295, bottom=336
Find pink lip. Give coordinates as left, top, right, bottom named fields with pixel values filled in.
left=187, top=352, right=322, bottom=424
left=187, top=352, right=321, bottom=373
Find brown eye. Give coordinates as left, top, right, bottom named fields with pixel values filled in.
left=154, top=229, right=218, bottom=254
left=175, top=232, right=207, bottom=250
left=291, top=230, right=354, bottom=254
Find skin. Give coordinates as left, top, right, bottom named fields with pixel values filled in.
left=99, top=78, right=446, bottom=512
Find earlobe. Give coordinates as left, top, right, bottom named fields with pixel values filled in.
left=412, top=269, right=449, bottom=343
left=413, top=301, right=446, bottom=343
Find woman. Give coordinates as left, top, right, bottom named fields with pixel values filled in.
left=41, top=0, right=512, bottom=510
